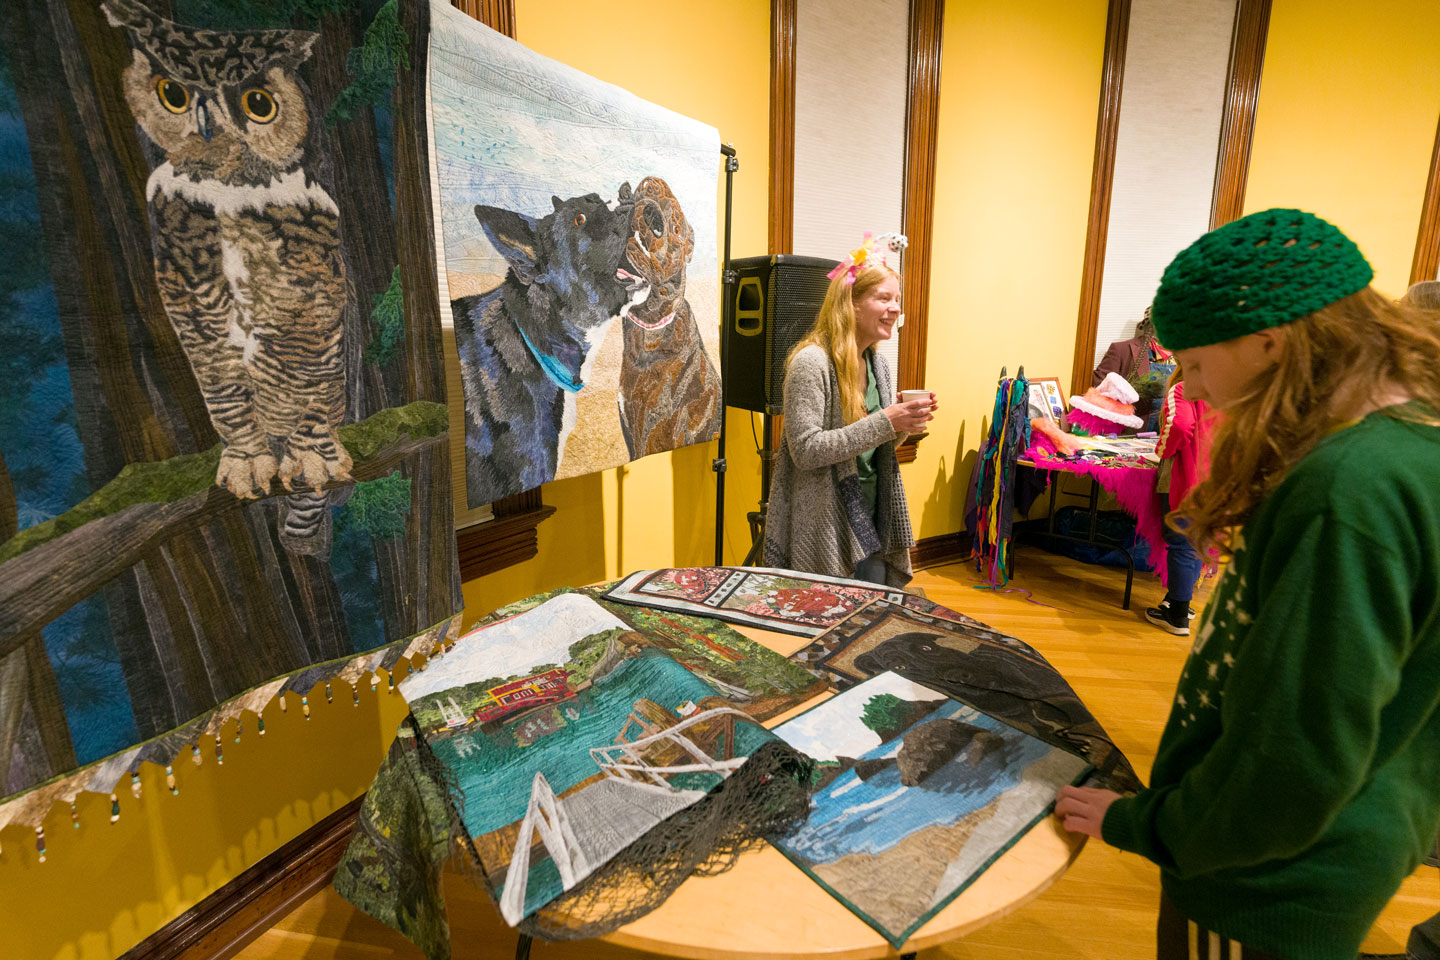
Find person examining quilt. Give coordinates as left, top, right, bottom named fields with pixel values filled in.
left=1055, top=209, right=1440, bottom=960
left=763, top=233, right=934, bottom=587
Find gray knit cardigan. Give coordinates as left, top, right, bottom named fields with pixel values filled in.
left=763, top=344, right=915, bottom=586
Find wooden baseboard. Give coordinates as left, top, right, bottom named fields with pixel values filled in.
left=121, top=796, right=363, bottom=960
left=910, top=530, right=970, bottom=571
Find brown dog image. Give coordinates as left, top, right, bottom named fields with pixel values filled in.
left=615, top=176, right=721, bottom=458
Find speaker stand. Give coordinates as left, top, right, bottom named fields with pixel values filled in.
left=714, top=143, right=738, bottom=565
left=742, top=412, right=775, bottom=565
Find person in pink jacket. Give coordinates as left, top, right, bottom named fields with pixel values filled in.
left=1145, top=366, right=1214, bottom=635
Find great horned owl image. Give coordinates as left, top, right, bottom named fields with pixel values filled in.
left=103, top=0, right=352, bottom=556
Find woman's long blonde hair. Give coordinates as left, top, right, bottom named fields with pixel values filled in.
left=1176, top=286, right=1440, bottom=559
left=787, top=263, right=900, bottom=423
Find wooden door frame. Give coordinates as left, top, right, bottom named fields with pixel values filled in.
left=770, top=0, right=944, bottom=462
left=1069, top=0, right=1269, bottom=396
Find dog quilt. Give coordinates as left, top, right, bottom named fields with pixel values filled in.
left=427, top=2, right=722, bottom=506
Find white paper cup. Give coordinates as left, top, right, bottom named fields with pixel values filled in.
left=900, top=389, right=931, bottom=405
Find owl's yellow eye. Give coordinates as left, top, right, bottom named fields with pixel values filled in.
left=241, top=88, right=278, bottom=124
left=154, top=77, right=189, bottom=115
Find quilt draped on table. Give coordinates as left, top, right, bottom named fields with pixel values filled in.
left=334, top=587, right=820, bottom=957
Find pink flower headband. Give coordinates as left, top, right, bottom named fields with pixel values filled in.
left=826, top=230, right=908, bottom=285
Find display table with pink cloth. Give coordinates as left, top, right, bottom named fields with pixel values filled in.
left=1017, top=433, right=1169, bottom=609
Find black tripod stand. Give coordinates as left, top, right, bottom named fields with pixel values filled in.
left=742, top=412, right=776, bottom=566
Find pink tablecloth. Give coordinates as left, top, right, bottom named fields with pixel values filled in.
left=1021, top=436, right=1169, bottom=588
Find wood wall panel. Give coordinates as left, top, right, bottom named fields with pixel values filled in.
left=1209, top=0, right=1271, bottom=229
left=1410, top=114, right=1440, bottom=286
left=895, top=0, right=944, bottom=465
left=769, top=0, right=797, bottom=256
left=1068, top=0, right=1132, bottom=399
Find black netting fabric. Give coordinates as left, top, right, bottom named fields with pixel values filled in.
left=336, top=729, right=813, bottom=958
left=512, top=740, right=813, bottom=939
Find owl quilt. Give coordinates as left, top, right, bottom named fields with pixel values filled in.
left=0, top=0, right=462, bottom=837
left=426, top=2, right=723, bottom=506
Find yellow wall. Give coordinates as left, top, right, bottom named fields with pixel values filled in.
left=906, top=0, right=1109, bottom=541
left=1244, top=0, right=1440, bottom=295
left=459, top=0, right=771, bottom=623
left=0, top=3, right=772, bottom=958
left=1, top=685, right=413, bottom=960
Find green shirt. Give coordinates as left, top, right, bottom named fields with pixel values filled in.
left=855, top=354, right=883, bottom=516
left=1102, top=410, right=1440, bottom=959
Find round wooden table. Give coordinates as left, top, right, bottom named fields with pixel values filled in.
left=588, top=622, right=1088, bottom=960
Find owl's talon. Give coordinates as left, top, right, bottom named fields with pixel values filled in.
left=215, top=449, right=278, bottom=499
left=279, top=437, right=353, bottom=492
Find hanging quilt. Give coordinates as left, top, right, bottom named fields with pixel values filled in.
left=789, top=601, right=1140, bottom=791
left=334, top=593, right=814, bottom=957
left=0, top=0, right=463, bottom=839
left=427, top=1, right=723, bottom=507
left=604, top=566, right=975, bottom=637
left=770, top=672, right=1091, bottom=948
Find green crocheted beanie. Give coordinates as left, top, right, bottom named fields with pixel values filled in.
left=1149, top=208, right=1374, bottom=351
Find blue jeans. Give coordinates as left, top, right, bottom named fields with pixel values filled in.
left=1163, top=523, right=1202, bottom=605
left=852, top=553, right=887, bottom=585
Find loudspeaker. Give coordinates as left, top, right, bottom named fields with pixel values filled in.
left=724, top=254, right=839, bottom=414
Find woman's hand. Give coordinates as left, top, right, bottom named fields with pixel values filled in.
left=1054, top=785, right=1121, bottom=839
left=884, top=392, right=937, bottom=433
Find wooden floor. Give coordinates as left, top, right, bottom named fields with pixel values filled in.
left=235, top=551, right=1438, bottom=959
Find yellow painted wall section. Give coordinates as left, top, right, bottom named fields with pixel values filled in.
left=1, top=683, right=413, bottom=960
left=906, top=0, right=1108, bottom=541
left=462, top=0, right=771, bottom=623
left=1244, top=0, right=1440, bottom=295
left=0, top=3, right=771, bottom=958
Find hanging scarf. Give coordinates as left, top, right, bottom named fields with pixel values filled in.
left=972, top=372, right=1031, bottom=586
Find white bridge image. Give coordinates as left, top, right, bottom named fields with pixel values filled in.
left=498, top=706, right=752, bottom=923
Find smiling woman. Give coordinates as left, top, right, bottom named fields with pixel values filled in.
left=762, top=234, right=937, bottom=587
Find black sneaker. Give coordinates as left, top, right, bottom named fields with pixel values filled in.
left=1157, top=598, right=1197, bottom=620
left=1145, top=601, right=1190, bottom=636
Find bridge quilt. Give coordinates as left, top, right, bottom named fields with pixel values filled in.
left=334, top=593, right=814, bottom=958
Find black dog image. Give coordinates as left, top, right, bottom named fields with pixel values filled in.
left=853, top=630, right=1139, bottom=791
left=452, top=186, right=637, bottom=505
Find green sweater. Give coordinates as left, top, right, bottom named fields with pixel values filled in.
left=1102, top=410, right=1440, bottom=959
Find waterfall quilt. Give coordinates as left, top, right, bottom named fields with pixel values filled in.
left=0, top=0, right=463, bottom=837
left=427, top=1, right=722, bottom=506
left=770, top=672, right=1091, bottom=948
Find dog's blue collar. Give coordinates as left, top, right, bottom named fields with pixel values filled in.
left=515, top=319, right=583, bottom=394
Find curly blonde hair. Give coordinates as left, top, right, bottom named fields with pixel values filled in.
left=787, top=263, right=900, bottom=424
left=1175, top=287, right=1440, bottom=560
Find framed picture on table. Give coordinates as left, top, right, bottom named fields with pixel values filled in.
left=1026, top=376, right=1067, bottom=423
